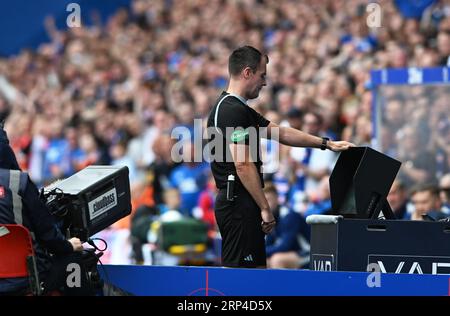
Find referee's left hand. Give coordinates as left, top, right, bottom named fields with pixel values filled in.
left=261, top=208, right=276, bottom=234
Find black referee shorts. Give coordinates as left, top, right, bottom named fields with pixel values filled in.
left=214, top=185, right=266, bottom=268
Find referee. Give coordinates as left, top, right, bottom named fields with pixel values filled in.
left=207, top=46, right=354, bottom=268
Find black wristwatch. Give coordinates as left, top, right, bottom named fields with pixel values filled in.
left=320, top=137, right=329, bottom=150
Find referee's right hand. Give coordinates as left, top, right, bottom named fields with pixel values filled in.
left=261, top=208, right=276, bottom=234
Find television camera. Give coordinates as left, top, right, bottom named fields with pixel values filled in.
left=41, top=165, right=132, bottom=242
left=40, top=165, right=132, bottom=293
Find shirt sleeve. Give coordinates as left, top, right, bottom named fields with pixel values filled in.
left=253, top=108, right=270, bottom=127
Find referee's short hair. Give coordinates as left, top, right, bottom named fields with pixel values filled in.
left=228, top=46, right=268, bottom=76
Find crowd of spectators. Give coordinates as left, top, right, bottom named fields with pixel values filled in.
left=0, top=0, right=449, bottom=265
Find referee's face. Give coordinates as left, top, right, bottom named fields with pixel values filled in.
left=247, top=58, right=267, bottom=99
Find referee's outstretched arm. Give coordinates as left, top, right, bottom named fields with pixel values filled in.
left=229, top=142, right=275, bottom=234
left=265, top=121, right=355, bottom=152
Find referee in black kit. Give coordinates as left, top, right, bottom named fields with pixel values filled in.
left=207, top=46, right=354, bottom=268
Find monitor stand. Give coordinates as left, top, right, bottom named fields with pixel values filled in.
left=368, top=194, right=396, bottom=220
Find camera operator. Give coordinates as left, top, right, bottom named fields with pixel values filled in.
left=0, top=121, right=93, bottom=295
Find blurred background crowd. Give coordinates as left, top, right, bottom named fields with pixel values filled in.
left=0, top=0, right=449, bottom=267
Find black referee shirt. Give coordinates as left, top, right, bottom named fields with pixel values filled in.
left=206, top=91, right=270, bottom=189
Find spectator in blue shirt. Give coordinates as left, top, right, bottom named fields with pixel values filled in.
left=394, top=0, right=437, bottom=20
left=42, top=120, right=71, bottom=183
left=264, top=183, right=310, bottom=269
left=169, top=142, right=208, bottom=216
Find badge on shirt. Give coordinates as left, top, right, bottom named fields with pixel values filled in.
left=230, top=129, right=249, bottom=143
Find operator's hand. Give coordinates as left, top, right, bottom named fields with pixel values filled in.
left=69, top=237, right=84, bottom=252
left=261, top=208, right=276, bottom=234
left=327, top=140, right=355, bottom=152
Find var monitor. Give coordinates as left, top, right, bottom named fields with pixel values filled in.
left=329, top=147, right=401, bottom=219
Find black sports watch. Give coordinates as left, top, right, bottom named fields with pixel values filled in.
left=320, top=137, right=329, bottom=150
